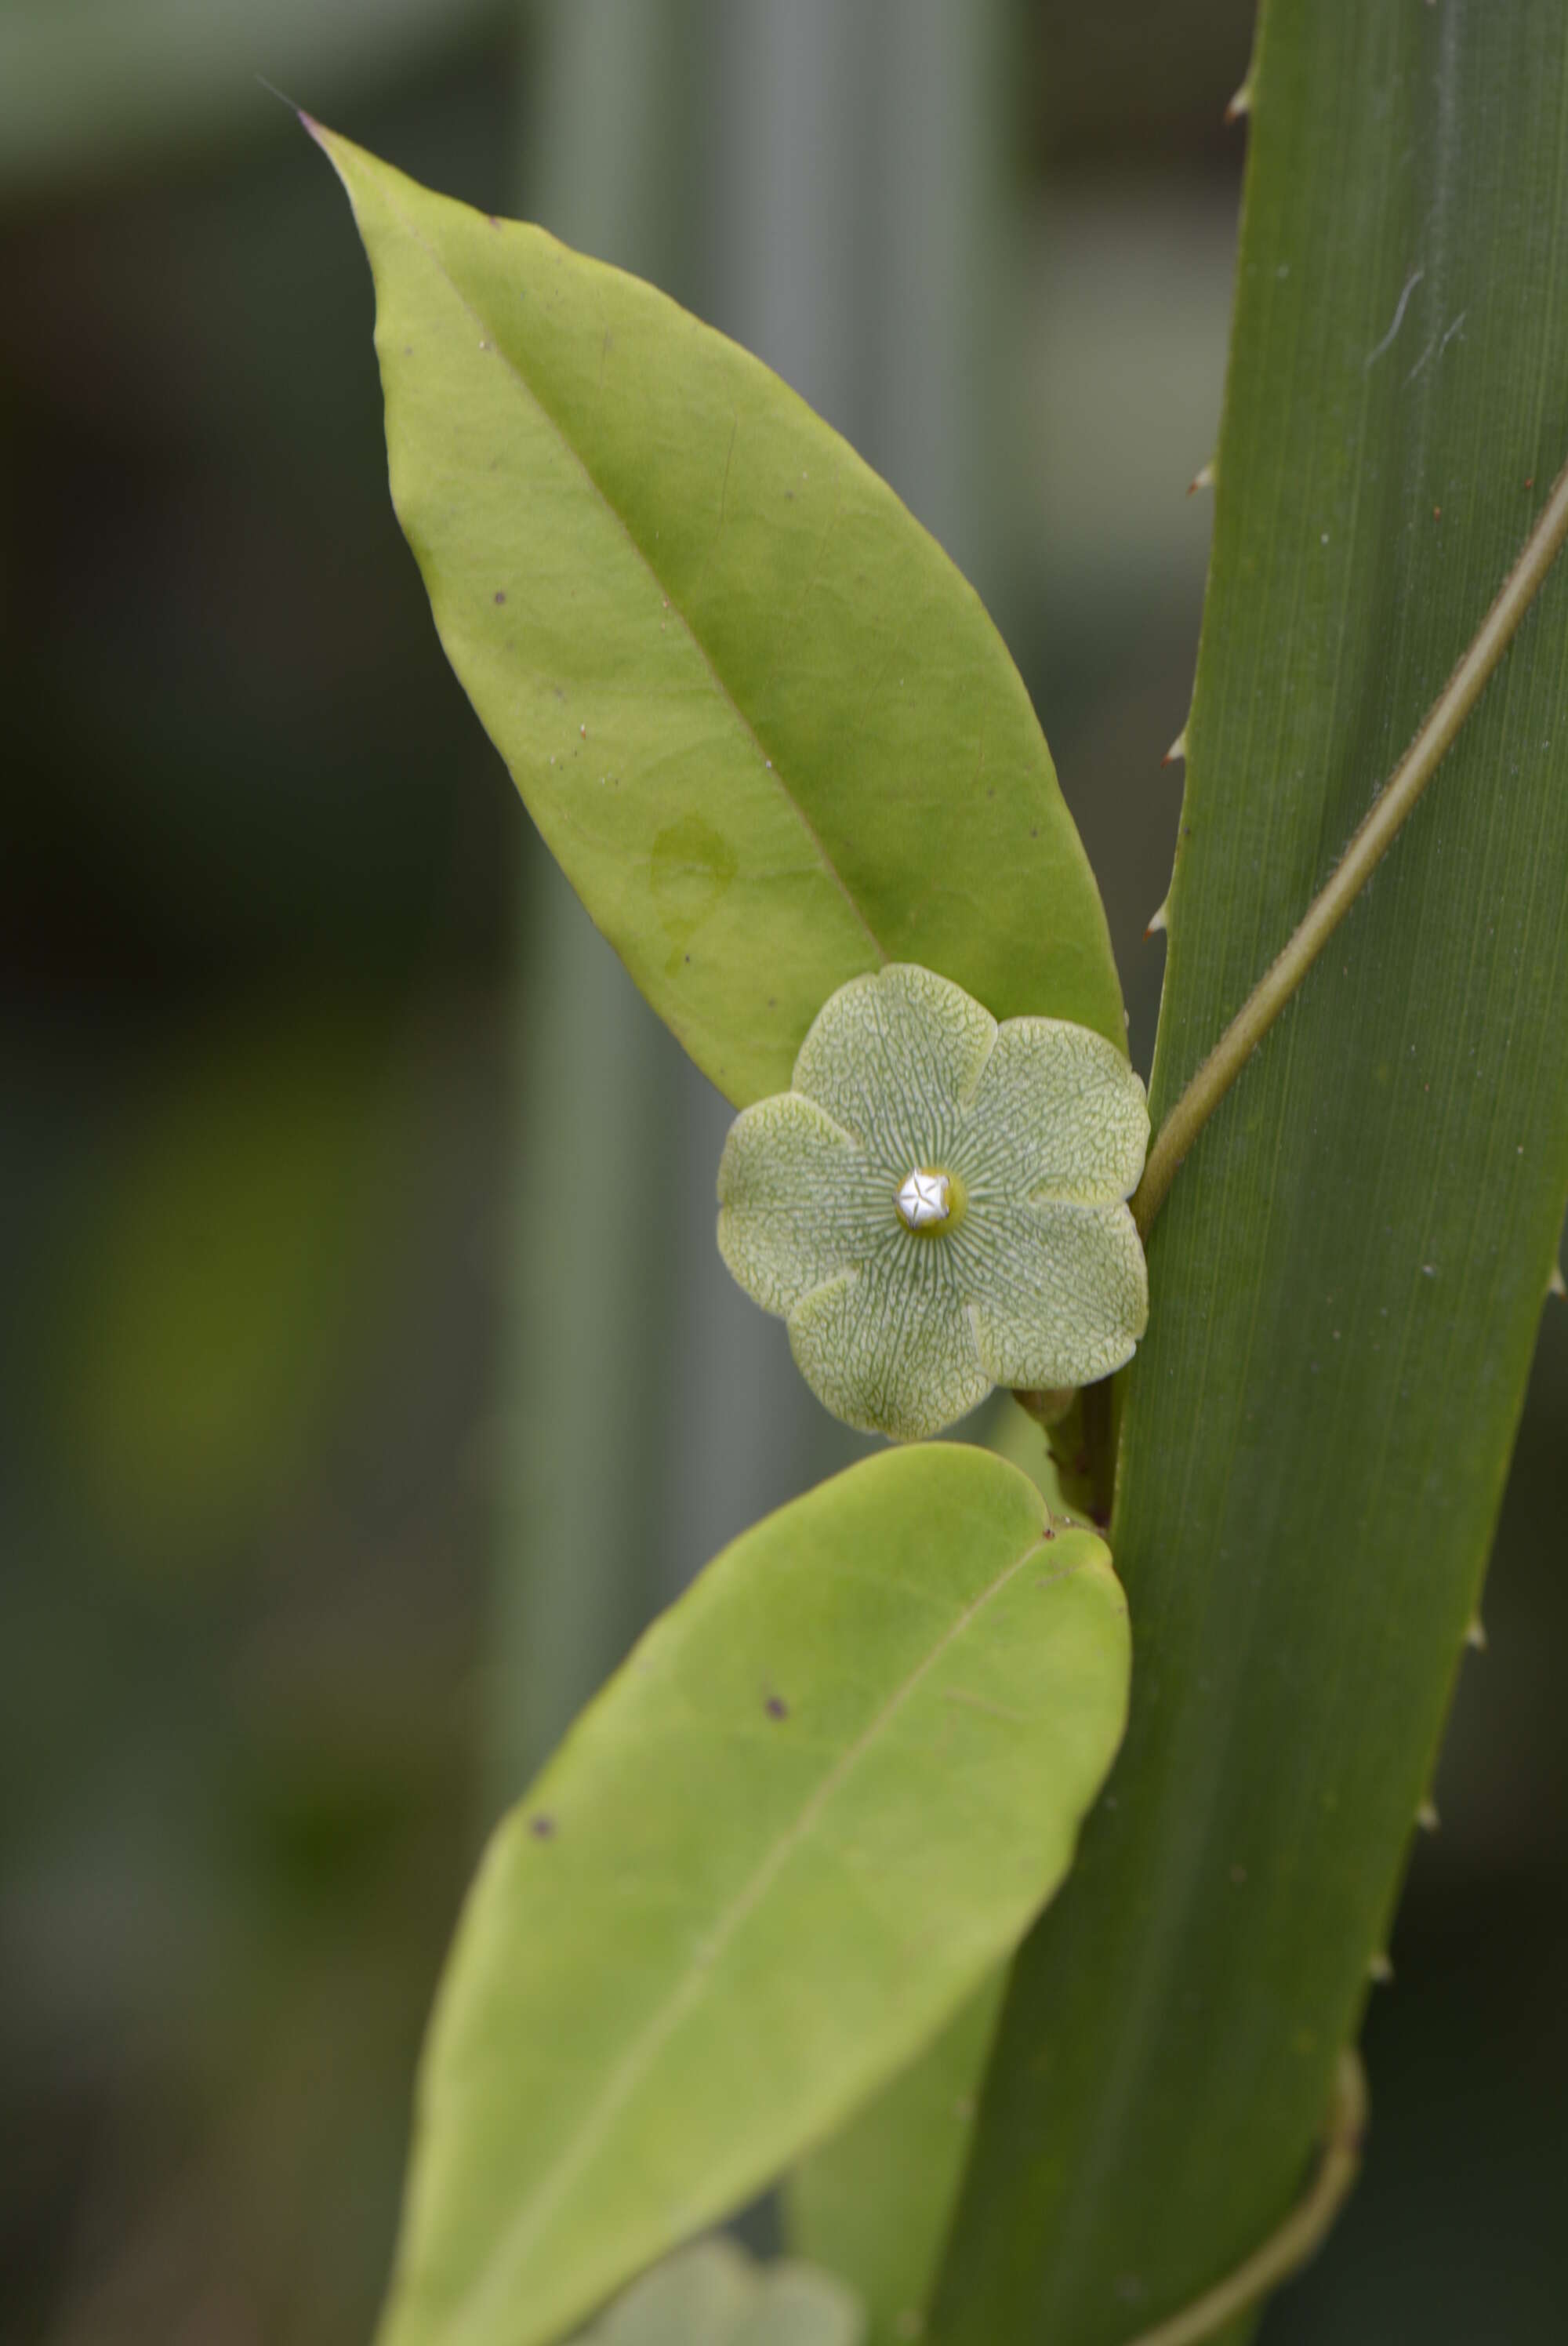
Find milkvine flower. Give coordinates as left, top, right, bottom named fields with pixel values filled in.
left=717, top=964, right=1150, bottom=1443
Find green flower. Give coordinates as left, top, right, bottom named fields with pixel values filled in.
left=717, top=964, right=1149, bottom=1442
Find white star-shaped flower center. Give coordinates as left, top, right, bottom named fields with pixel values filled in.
left=895, top=1168, right=952, bottom=1231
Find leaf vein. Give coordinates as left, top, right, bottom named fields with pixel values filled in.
left=378, top=179, right=888, bottom=968
left=446, top=1530, right=1061, bottom=2341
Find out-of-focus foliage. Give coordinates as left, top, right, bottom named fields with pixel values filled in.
left=0, top=0, right=507, bottom=191
left=46, top=1009, right=405, bottom=1572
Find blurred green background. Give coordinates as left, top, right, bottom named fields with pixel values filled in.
left=3, top=2, right=1564, bottom=2339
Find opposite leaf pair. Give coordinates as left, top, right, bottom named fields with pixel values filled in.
left=313, top=125, right=1146, bottom=2346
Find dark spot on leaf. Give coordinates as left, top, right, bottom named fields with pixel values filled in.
left=766, top=1696, right=789, bottom=1720
left=494, top=590, right=507, bottom=605
left=1041, top=1525, right=1056, bottom=1541
left=529, top=1814, right=556, bottom=1839
left=650, top=815, right=738, bottom=979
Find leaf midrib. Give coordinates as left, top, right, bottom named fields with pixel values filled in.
left=442, top=1527, right=1061, bottom=2346
left=374, top=165, right=890, bottom=972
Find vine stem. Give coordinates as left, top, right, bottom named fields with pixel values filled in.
left=1131, top=455, right=1568, bottom=1238
left=1118, top=2053, right=1367, bottom=2346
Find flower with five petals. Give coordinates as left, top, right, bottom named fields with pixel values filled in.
left=717, top=964, right=1149, bottom=1442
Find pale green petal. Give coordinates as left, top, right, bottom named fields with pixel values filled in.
left=956, top=1199, right=1149, bottom=1392
left=738, top=2263, right=866, bottom=2346
left=966, top=1020, right=1149, bottom=1205
left=587, top=2239, right=755, bottom=2342
left=786, top=1253, right=990, bottom=1443
left=718, top=966, right=1152, bottom=1433
left=582, top=2238, right=863, bottom=2346
left=718, top=1094, right=886, bottom=1315
left=792, top=964, right=996, bottom=1168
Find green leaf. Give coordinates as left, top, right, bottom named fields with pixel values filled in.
left=931, top=5, right=1568, bottom=2340
left=786, top=1973, right=1006, bottom=2346
left=983, top=1394, right=1069, bottom=1513
left=310, top=126, right=1125, bottom=1106
left=574, top=2239, right=863, bottom=2346
left=378, top=1446, right=1128, bottom=2346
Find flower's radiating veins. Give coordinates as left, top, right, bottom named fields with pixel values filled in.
left=717, top=964, right=1151, bottom=1441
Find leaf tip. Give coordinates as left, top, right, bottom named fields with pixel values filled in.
left=295, top=110, right=358, bottom=191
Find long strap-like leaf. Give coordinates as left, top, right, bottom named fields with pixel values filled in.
left=931, top=5, right=1568, bottom=2337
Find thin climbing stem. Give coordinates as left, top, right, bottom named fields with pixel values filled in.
left=1132, top=456, right=1568, bottom=1238
left=1118, top=2053, right=1368, bottom=2346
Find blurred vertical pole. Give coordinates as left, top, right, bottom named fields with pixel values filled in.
left=863, top=0, right=1002, bottom=589
left=485, top=0, right=697, bottom=1806
left=657, top=0, right=1013, bottom=1603
left=488, top=0, right=1009, bottom=1807
left=710, top=0, right=1006, bottom=577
